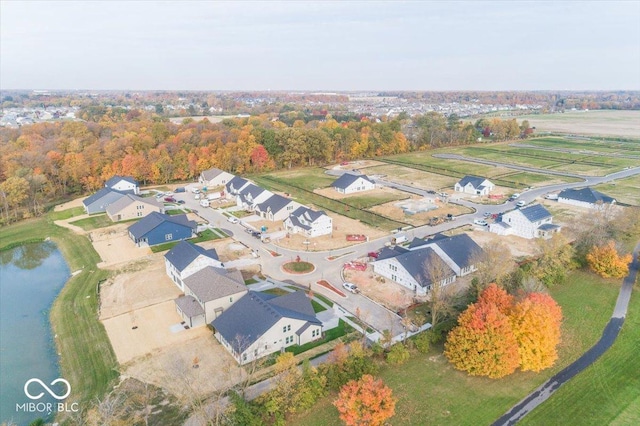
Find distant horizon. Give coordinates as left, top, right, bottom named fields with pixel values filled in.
left=2, top=1, right=639, bottom=91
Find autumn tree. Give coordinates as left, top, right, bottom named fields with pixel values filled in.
left=444, top=295, right=520, bottom=379
left=471, top=241, right=516, bottom=290
left=510, top=293, right=563, bottom=372
left=531, top=233, right=575, bottom=287
left=333, top=375, right=396, bottom=426
left=586, top=240, right=632, bottom=278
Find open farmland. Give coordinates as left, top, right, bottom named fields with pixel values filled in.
left=515, top=136, right=640, bottom=156
left=363, top=164, right=458, bottom=191
left=515, top=110, right=640, bottom=138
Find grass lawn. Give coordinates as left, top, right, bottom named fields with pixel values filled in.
left=150, top=229, right=225, bottom=253
left=523, top=136, right=640, bottom=155
left=252, top=167, right=337, bottom=191
left=261, top=287, right=290, bottom=296
left=282, top=261, right=315, bottom=274
left=48, top=206, right=85, bottom=221
left=69, top=213, right=114, bottom=230
left=522, top=283, right=640, bottom=425
left=311, top=299, right=327, bottom=313
left=0, top=216, right=119, bottom=408
left=289, top=269, right=622, bottom=425
left=314, top=293, right=334, bottom=307
left=344, top=192, right=408, bottom=209
left=166, top=208, right=190, bottom=215
left=285, top=319, right=354, bottom=356
left=592, top=174, right=640, bottom=206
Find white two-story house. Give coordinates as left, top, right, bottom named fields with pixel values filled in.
left=454, top=175, right=495, bottom=195
left=164, top=241, right=224, bottom=291
left=331, top=173, right=376, bottom=194
left=489, top=204, right=561, bottom=239
left=284, top=207, right=333, bottom=237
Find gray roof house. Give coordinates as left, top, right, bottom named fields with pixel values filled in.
left=105, top=175, right=139, bottom=194
left=105, top=194, right=164, bottom=222
left=490, top=204, right=561, bottom=239
left=174, top=266, right=247, bottom=328
left=127, top=212, right=196, bottom=247
left=225, top=176, right=251, bottom=197
left=212, top=290, right=322, bottom=364
left=255, top=194, right=299, bottom=221
left=283, top=206, right=333, bottom=237
left=237, top=184, right=272, bottom=209
left=558, top=187, right=616, bottom=209
left=164, top=241, right=223, bottom=290
left=199, top=167, right=234, bottom=188
left=454, top=175, right=495, bottom=195
left=82, top=188, right=127, bottom=214
left=331, top=173, right=376, bottom=194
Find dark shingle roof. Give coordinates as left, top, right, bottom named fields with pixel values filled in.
left=212, top=290, right=320, bottom=351
left=519, top=204, right=552, bottom=222
left=83, top=187, right=126, bottom=207
left=393, top=247, right=455, bottom=288
left=430, top=233, right=483, bottom=270
left=377, top=246, right=409, bottom=260
left=225, top=176, right=249, bottom=193
left=127, top=212, right=196, bottom=239
left=331, top=173, right=374, bottom=190
left=105, top=175, right=138, bottom=187
left=457, top=175, right=488, bottom=189
left=287, top=206, right=327, bottom=230
left=175, top=295, right=205, bottom=317
left=558, top=187, right=615, bottom=205
left=256, top=194, right=292, bottom=214
left=164, top=241, right=219, bottom=272
left=183, top=267, right=246, bottom=303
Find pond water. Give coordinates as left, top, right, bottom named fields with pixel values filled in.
left=0, top=242, right=70, bottom=425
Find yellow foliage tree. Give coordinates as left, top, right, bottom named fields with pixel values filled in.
left=586, top=240, right=632, bottom=278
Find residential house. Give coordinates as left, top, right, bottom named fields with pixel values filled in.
left=255, top=194, right=300, bottom=221
left=489, top=204, right=561, bottom=239
left=106, top=194, right=164, bottom=222
left=408, top=233, right=484, bottom=276
left=236, top=184, right=273, bottom=210
left=558, top=187, right=616, bottom=209
left=331, top=173, right=376, bottom=194
left=454, top=175, right=495, bottom=195
left=198, top=167, right=235, bottom=189
left=164, top=241, right=223, bottom=291
left=127, top=212, right=197, bottom=247
left=372, top=246, right=457, bottom=295
left=82, top=188, right=127, bottom=214
left=211, top=290, right=322, bottom=365
left=105, top=175, right=139, bottom=194
left=284, top=206, right=333, bottom=237
left=174, top=267, right=247, bottom=328
left=225, top=176, right=251, bottom=199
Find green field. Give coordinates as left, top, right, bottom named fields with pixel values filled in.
left=592, top=174, right=640, bottom=206
left=521, top=136, right=640, bottom=155
left=0, top=214, right=119, bottom=408
left=290, top=270, right=622, bottom=425
left=49, top=206, right=85, bottom=221
left=69, top=213, right=114, bottom=230
left=343, top=192, right=409, bottom=209
left=252, top=167, right=337, bottom=191
left=523, top=282, right=639, bottom=425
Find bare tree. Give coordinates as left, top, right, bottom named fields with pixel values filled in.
left=470, top=241, right=515, bottom=289
left=422, top=252, right=455, bottom=327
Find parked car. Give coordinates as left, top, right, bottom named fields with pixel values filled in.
left=251, top=231, right=262, bottom=239
left=446, top=213, right=455, bottom=221
left=340, top=161, right=349, bottom=166
left=510, top=193, right=521, bottom=200
left=177, top=200, right=185, bottom=204
left=367, top=251, right=379, bottom=259
left=342, top=282, right=360, bottom=294
left=164, top=197, right=176, bottom=203
left=227, top=216, right=239, bottom=224
left=473, top=219, right=488, bottom=226
left=545, top=193, right=559, bottom=200
left=244, top=227, right=253, bottom=234
left=516, top=200, right=527, bottom=207
left=175, top=187, right=186, bottom=193
left=483, top=212, right=492, bottom=218
left=191, top=188, right=201, bottom=194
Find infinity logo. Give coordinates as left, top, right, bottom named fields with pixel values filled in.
left=24, top=378, right=71, bottom=400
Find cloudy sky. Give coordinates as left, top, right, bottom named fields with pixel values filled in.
left=1, top=1, right=639, bottom=91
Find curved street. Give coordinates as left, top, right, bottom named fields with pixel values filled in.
left=493, top=242, right=640, bottom=426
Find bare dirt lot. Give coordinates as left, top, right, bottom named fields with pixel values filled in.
left=314, top=185, right=407, bottom=202
left=517, top=110, right=640, bottom=138
left=365, top=164, right=458, bottom=191
left=370, top=195, right=474, bottom=226
left=466, top=228, right=540, bottom=258
left=328, top=159, right=387, bottom=171
left=344, top=265, right=415, bottom=311
left=90, top=224, right=152, bottom=268
left=267, top=212, right=388, bottom=251
left=54, top=196, right=86, bottom=211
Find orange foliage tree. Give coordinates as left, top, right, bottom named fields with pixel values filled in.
left=333, top=374, right=396, bottom=426
left=444, top=284, right=563, bottom=378
left=510, top=293, right=563, bottom=372
left=444, top=297, right=520, bottom=378
left=586, top=240, right=632, bottom=278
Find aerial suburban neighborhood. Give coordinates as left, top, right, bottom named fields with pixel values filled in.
left=2, top=2, right=640, bottom=425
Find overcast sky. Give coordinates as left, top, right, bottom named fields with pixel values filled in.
left=1, top=1, right=639, bottom=91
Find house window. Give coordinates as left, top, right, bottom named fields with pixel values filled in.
left=287, top=324, right=291, bottom=332
left=165, top=234, right=173, bottom=241
left=391, top=274, right=397, bottom=281
left=230, top=296, right=233, bottom=303
left=242, top=353, right=247, bottom=361
left=283, top=326, right=287, bottom=333
left=285, top=336, right=293, bottom=344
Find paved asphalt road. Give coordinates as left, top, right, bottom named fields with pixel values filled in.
left=493, top=242, right=640, bottom=426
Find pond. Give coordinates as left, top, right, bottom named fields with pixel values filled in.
left=0, top=241, right=70, bottom=425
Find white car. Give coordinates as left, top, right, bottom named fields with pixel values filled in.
left=342, top=282, right=360, bottom=294
left=473, top=219, right=488, bottom=226
left=516, top=200, right=526, bottom=207
left=227, top=216, right=239, bottom=224
left=510, top=193, right=521, bottom=200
